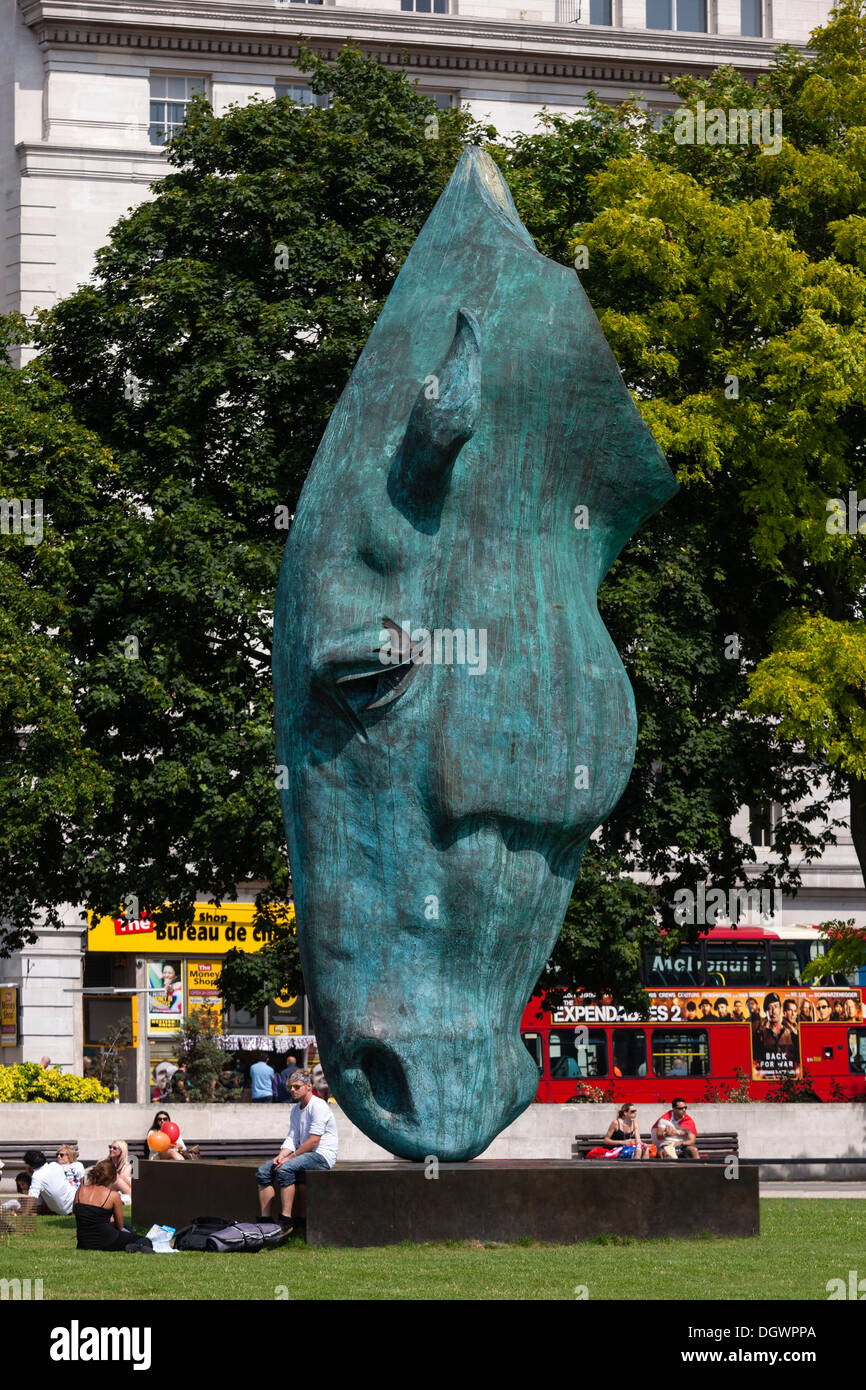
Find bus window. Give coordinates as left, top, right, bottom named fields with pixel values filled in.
left=522, top=1032, right=542, bottom=1076
left=651, top=1029, right=710, bottom=1079
left=642, top=948, right=702, bottom=987
left=612, top=1029, right=647, bottom=1078
left=848, top=1029, right=866, bottom=1076
left=549, top=1029, right=608, bottom=1079
left=772, top=941, right=848, bottom=987
left=705, top=942, right=768, bottom=987
left=770, top=945, right=803, bottom=985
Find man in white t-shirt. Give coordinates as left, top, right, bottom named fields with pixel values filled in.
left=21, top=1149, right=81, bottom=1215
left=255, top=1070, right=338, bottom=1231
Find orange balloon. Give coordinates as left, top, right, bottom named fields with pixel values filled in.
left=148, top=1130, right=171, bottom=1152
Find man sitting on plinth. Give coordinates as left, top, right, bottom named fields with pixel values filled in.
left=255, top=1070, right=338, bottom=1231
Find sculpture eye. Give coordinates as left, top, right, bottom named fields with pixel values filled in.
left=336, top=659, right=417, bottom=714
left=316, top=619, right=420, bottom=737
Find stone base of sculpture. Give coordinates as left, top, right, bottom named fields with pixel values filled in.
left=134, top=1158, right=758, bottom=1246
left=303, top=1161, right=759, bottom=1247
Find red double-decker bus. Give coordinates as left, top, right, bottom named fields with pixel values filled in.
left=521, top=925, right=866, bottom=1102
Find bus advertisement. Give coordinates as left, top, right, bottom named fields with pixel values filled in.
left=521, top=924, right=866, bottom=1102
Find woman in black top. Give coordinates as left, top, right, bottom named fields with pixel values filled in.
left=602, top=1103, right=645, bottom=1157
left=73, top=1160, right=138, bottom=1251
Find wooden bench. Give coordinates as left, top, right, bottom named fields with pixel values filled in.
left=572, top=1131, right=739, bottom=1161
left=0, top=1141, right=78, bottom=1168
left=0, top=1138, right=279, bottom=1171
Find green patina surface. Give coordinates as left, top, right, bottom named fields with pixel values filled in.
left=273, top=148, right=677, bottom=1160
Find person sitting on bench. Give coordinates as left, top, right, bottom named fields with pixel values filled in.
left=652, top=1098, right=700, bottom=1161
left=255, top=1071, right=339, bottom=1233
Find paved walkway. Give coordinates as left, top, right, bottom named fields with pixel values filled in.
left=761, top=1182, right=866, bottom=1198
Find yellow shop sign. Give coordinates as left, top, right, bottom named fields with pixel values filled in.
left=88, top=903, right=295, bottom=955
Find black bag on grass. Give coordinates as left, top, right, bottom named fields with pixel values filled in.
left=174, top=1216, right=285, bottom=1253
left=174, top=1215, right=234, bottom=1251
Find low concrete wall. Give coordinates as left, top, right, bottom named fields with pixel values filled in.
left=1, top=1102, right=864, bottom=1171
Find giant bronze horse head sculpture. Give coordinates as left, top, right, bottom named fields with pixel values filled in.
left=273, top=148, right=677, bottom=1160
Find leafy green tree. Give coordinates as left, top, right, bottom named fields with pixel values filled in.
left=802, top=918, right=866, bottom=980
left=498, top=4, right=866, bottom=1003
left=0, top=48, right=484, bottom=954
left=0, top=314, right=114, bottom=951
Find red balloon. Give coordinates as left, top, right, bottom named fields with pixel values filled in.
left=161, top=1121, right=180, bottom=1144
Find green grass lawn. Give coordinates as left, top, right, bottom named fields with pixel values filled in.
left=1, top=1201, right=864, bottom=1300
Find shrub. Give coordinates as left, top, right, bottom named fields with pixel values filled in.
left=0, top=1062, right=114, bottom=1103
left=700, top=1067, right=753, bottom=1103
left=567, top=1082, right=615, bottom=1103
left=764, top=1071, right=822, bottom=1103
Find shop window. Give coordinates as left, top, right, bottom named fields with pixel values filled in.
left=83, top=996, right=135, bottom=1048
left=612, top=1029, right=647, bottom=1078
left=652, top=1028, right=710, bottom=1078
left=225, top=1002, right=265, bottom=1031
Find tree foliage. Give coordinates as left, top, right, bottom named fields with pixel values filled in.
left=0, top=47, right=484, bottom=953
left=499, top=6, right=866, bottom=998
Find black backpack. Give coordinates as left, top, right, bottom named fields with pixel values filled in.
left=174, top=1216, right=285, bottom=1253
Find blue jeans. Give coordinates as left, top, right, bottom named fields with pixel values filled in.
left=256, top=1151, right=331, bottom=1189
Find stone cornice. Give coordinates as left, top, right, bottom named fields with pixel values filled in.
left=20, top=0, right=795, bottom=84
left=17, top=141, right=169, bottom=181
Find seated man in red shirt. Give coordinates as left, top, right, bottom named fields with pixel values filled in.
left=651, top=1097, right=700, bottom=1160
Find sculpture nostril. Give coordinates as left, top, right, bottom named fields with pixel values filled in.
left=356, top=1043, right=416, bottom=1122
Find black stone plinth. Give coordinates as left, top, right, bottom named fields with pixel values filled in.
left=304, top=1160, right=759, bottom=1247
left=132, top=1160, right=759, bottom=1247
left=133, top=1160, right=291, bottom=1233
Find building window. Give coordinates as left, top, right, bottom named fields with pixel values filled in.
left=646, top=0, right=672, bottom=27
left=275, top=83, right=327, bottom=107
left=646, top=0, right=706, bottom=28
left=149, top=76, right=206, bottom=146
left=401, top=0, right=450, bottom=11
left=419, top=91, right=458, bottom=109
left=676, top=0, right=706, bottom=28
left=749, top=801, right=780, bottom=849
left=589, top=0, right=613, bottom=21
left=740, top=0, right=762, bottom=33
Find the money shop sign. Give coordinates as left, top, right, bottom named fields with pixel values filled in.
left=88, top=903, right=295, bottom=955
